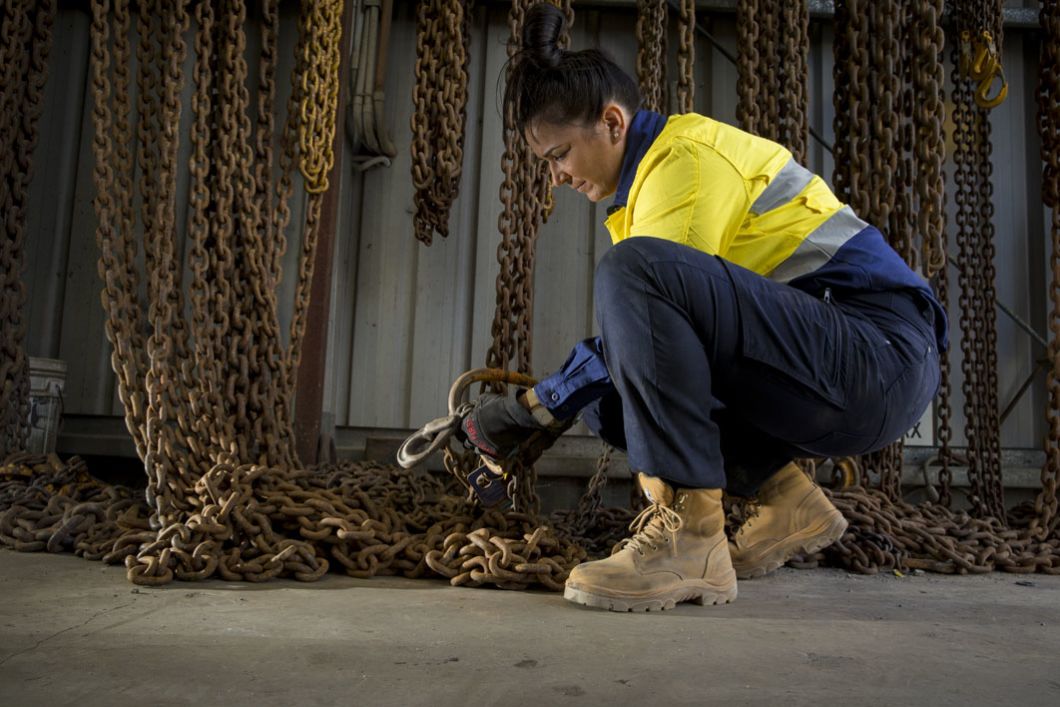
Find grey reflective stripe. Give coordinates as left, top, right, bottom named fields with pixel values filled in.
left=749, top=158, right=816, bottom=216
left=768, top=206, right=869, bottom=283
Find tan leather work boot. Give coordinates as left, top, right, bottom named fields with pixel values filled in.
left=563, top=474, right=737, bottom=612
left=729, top=462, right=848, bottom=579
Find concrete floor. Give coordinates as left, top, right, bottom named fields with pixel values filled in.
left=1, top=552, right=1058, bottom=707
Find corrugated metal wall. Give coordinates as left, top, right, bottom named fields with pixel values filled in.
left=21, top=2, right=1052, bottom=454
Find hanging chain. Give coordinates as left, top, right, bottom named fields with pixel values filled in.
left=951, top=0, right=1005, bottom=521
left=865, top=0, right=905, bottom=500
left=831, top=0, right=852, bottom=202
left=735, top=0, right=760, bottom=133
left=0, top=0, right=56, bottom=458
left=1032, top=0, right=1060, bottom=540
left=916, top=0, right=949, bottom=505
left=635, top=0, right=666, bottom=113
left=735, top=0, right=808, bottom=162
left=780, top=0, right=809, bottom=163
left=410, top=0, right=471, bottom=246
left=298, top=0, right=342, bottom=193
left=484, top=0, right=574, bottom=514
left=914, top=0, right=947, bottom=276
left=934, top=257, right=954, bottom=507
left=675, top=0, right=695, bottom=113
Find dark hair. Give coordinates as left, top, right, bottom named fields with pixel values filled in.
left=503, top=3, right=641, bottom=135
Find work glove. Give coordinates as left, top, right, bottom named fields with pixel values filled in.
left=458, top=392, right=545, bottom=461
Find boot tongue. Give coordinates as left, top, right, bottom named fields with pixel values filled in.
left=637, top=473, right=674, bottom=507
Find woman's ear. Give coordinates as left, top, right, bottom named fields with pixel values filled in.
left=601, top=103, right=628, bottom=144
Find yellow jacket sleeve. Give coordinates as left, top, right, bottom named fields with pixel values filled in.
left=626, top=139, right=751, bottom=256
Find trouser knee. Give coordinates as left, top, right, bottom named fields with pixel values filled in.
left=593, top=240, right=654, bottom=323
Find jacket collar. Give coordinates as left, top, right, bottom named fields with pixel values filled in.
left=608, top=109, right=668, bottom=214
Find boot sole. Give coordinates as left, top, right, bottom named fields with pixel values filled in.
left=563, top=582, right=738, bottom=612
left=734, top=512, right=848, bottom=580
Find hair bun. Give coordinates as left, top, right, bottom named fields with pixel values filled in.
left=521, top=3, right=565, bottom=67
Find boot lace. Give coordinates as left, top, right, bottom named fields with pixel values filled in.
left=616, top=502, right=683, bottom=557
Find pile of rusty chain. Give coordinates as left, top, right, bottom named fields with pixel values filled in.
left=821, top=483, right=1060, bottom=575
left=735, top=0, right=808, bottom=163
left=0, top=454, right=150, bottom=558
left=675, top=0, right=695, bottom=113
left=635, top=0, right=666, bottom=113
left=951, top=0, right=1005, bottom=520
left=410, top=0, right=471, bottom=245
left=0, top=453, right=592, bottom=589
left=0, top=0, right=56, bottom=459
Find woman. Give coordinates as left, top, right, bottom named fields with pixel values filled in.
left=460, top=4, right=945, bottom=612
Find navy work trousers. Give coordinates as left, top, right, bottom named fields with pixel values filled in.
left=582, top=237, right=940, bottom=496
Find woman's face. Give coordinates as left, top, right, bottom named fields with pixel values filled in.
left=525, top=104, right=629, bottom=203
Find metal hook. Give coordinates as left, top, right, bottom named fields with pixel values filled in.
left=975, top=71, right=1009, bottom=109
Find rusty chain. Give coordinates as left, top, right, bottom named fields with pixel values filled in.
left=0, top=0, right=56, bottom=458
left=549, top=443, right=638, bottom=558
left=914, top=0, right=948, bottom=276
left=934, top=261, right=955, bottom=507
left=635, top=0, right=666, bottom=113
left=1032, top=0, right=1060, bottom=541
left=831, top=0, right=853, bottom=202
left=952, top=0, right=1005, bottom=521
left=675, top=0, right=694, bottom=113
left=832, top=0, right=949, bottom=500
left=735, top=0, right=760, bottom=133
left=410, top=0, right=471, bottom=245
left=913, top=0, right=952, bottom=505
left=482, top=0, right=573, bottom=517
left=972, top=2, right=1005, bottom=522
left=781, top=0, right=809, bottom=163
left=735, top=0, right=808, bottom=163
left=857, top=0, right=904, bottom=500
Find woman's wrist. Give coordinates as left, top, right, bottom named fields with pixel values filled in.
left=520, top=387, right=560, bottom=428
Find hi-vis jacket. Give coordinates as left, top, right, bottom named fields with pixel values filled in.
left=532, top=110, right=947, bottom=422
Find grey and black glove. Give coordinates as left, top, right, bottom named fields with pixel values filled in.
left=458, top=393, right=545, bottom=460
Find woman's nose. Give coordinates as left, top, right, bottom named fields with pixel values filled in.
left=549, top=162, right=569, bottom=187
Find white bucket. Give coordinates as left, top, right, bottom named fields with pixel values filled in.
left=27, top=357, right=67, bottom=454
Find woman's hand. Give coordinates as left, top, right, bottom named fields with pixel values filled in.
left=457, top=393, right=544, bottom=460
